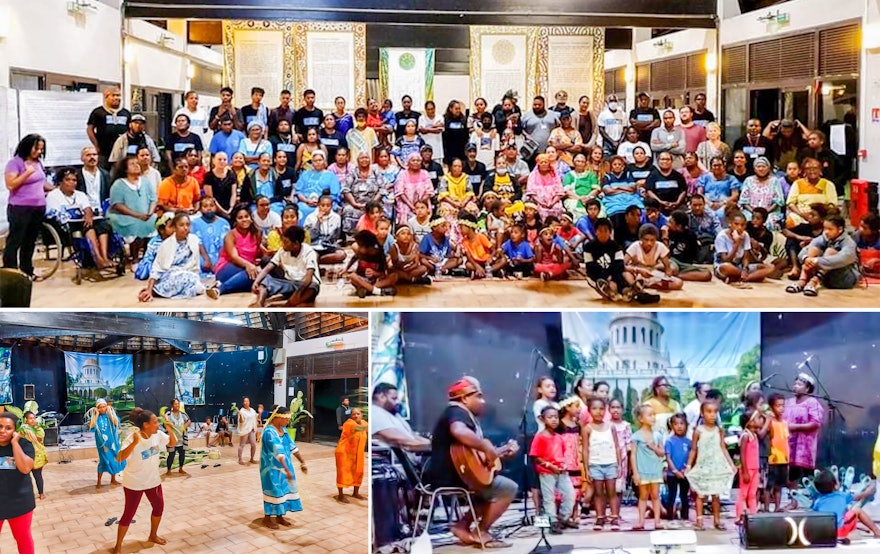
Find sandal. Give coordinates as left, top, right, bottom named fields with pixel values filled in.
left=695, top=518, right=705, bottom=531
left=631, top=525, right=646, bottom=531
left=786, top=282, right=806, bottom=293
left=478, top=537, right=513, bottom=549
left=715, top=522, right=727, bottom=531
left=803, top=283, right=818, bottom=296
left=593, top=517, right=605, bottom=531
left=610, top=517, right=621, bottom=531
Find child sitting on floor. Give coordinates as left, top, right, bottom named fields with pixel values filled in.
left=522, top=202, right=543, bottom=245
left=576, top=199, right=602, bottom=242
left=356, top=201, right=383, bottom=235
left=644, top=199, right=670, bottom=243
left=666, top=211, right=713, bottom=282
left=419, top=218, right=461, bottom=277
left=376, top=216, right=395, bottom=256
left=389, top=225, right=431, bottom=285
left=251, top=225, right=320, bottom=307
left=854, top=213, right=880, bottom=250
left=625, top=224, right=684, bottom=291
left=714, top=212, right=775, bottom=284
left=499, top=223, right=535, bottom=278
left=557, top=213, right=585, bottom=253
left=135, top=212, right=175, bottom=280
left=406, top=199, right=432, bottom=245
left=486, top=199, right=509, bottom=250
left=782, top=203, right=829, bottom=279
left=535, top=226, right=571, bottom=281
left=459, top=214, right=503, bottom=279
left=345, top=229, right=397, bottom=297
left=303, top=195, right=347, bottom=264
left=746, top=207, right=774, bottom=263
left=529, top=405, right=577, bottom=535
left=584, top=217, right=640, bottom=301
left=615, top=205, right=644, bottom=249
left=788, top=214, right=860, bottom=296
left=812, top=469, right=880, bottom=539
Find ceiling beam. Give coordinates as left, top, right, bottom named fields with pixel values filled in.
left=160, top=338, right=194, bottom=354
left=0, top=313, right=282, bottom=348
left=91, top=335, right=127, bottom=352
left=0, top=325, right=96, bottom=340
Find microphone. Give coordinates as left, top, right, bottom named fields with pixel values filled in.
left=535, top=349, right=554, bottom=369
left=797, top=355, right=814, bottom=369
left=760, top=372, right=778, bottom=386
left=144, top=387, right=150, bottom=392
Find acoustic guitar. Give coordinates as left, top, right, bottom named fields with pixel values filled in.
left=450, top=439, right=519, bottom=490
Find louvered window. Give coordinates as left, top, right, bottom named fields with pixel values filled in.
left=722, top=45, right=747, bottom=85
left=748, top=33, right=815, bottom=82
left=650, top=57, right=686, bottom=91
left=636, top=64, right=650, bottom=92
left=687, top=52, right=707, bottom=89
left=820, top=24, right=860, bottom=75
left=604, top=70, right=614, bottom=95
left=604, top=68, right=627, bottom=96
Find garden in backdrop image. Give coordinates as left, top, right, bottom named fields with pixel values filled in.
left=63, top=351, right=134, bottom=412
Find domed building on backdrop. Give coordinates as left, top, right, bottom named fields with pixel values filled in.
left=70, top=357, right=110, bottom=399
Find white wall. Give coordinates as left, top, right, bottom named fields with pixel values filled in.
left=274, top=329, right=369, bottom=407
left=434, top=74, right=471, bottom=109
left=719, top=0, right=864, bottom=46
left=0, top=0, right=123, bottom=88
left=860, top=3, right=880, bottom=182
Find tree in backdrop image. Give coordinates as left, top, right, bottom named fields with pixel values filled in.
left=562, top=312, right=760, bottom=426
left=64, top=352, right=135, bottom=412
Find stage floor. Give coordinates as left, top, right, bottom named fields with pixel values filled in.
left=28, top=263, right=880, bottom=308
left=0, top=442, right=368, bottom=554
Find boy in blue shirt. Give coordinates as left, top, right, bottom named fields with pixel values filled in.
left=664, top=413, right=692, bottom=524
left=500, top=223, right=534, bottom=277
left=812, top=469, right=880, bottom=539
left=419, top=219, right=461, bottom=276
left=576, top=199, right=602, bottom=242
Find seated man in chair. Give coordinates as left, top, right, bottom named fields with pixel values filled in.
left=371, top=383, right=431, bottom=451
left=423, top=376, right=519, bottom=549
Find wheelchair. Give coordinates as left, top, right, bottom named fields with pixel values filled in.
left=45, top=205, right=127, bottom=285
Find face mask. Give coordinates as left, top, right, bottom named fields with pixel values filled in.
left=356, top=122, right=366, bottom=130
left=609, top=102, right=619, bottom=111
left=202, top=212, right=217, bottom=221
left=496, top=167, right=508, bottom=175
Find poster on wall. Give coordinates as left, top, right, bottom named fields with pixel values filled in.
left=547, top=35, right=593, bottom=98
left=306, top=31, right=356, bottom=110
left=370, top=312, right=409, bottom=419
left=480, top=34, right=528, bottom=107
left=174, top=361, right=206, bottom=406
left=232, top=29, right=285, bottom=108
left=562, top=312, right=760, bottom=425
left=0, top=347, right=11, bottom=405
left=64, top=352, right=134, bottom=413
left=379, top=48, right=435, bottom=111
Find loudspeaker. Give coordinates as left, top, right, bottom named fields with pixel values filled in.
left=43, top=427, right=58, bottom=447
left=0, top=269, right=32, bottom=307
left=23, top=384, right=35, bottom=401
left=741, top=512, right=837, bottom=549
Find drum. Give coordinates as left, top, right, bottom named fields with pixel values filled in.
left=372, top=462, right=405, bottom=548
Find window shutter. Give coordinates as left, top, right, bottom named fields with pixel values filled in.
left=636, top=64, right=650, bottom=92
left=749, top=38, right=782, bottom=82
left=687, top=51, right=707, bottom=89
left=605, top=70, right=615, bottom=96
left=820, top=24, right=860, bottom=75
left=721, top=45, right=746, bottom=85
left=614, top=68, right=626, bottom=94
left=650, top=56, right=687, bottom=92
left=781, top=33, right=816, bottom=79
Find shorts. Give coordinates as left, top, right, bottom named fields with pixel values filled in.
left=767, top=464, right=789, bottom=488
left=589, top=463, right=619, bottom=481
left=475, top=475, right=519, bottom=504
left=822, top=267, right=860, bottom=290
left=838, top=510, right=858, bottom=539
left=262, top=274, right=320, bottom=300
left=671, top=258, right=705, bottom=274
left=788, top=465, right=813, bottom=484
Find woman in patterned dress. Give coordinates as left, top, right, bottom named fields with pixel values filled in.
left=260, top=407, right=309, bottom=529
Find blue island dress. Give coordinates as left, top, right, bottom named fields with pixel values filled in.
left=94, top=412, right=127, bottom=475
left=260, top=425, right=304, bottom=516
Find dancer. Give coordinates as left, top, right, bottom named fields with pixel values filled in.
left=238, top=397, right=259, bottom=465
left=0, top=411, right=35, bottom=554
left=22, top=411, right=47, bottom=499
left=165, top=399, right=190, bottom=475
left=113, top=408, right=176, bottom=554
left=335, top=407, right=367, bottom=503
left=735, top=408, right=764, bottom=525
left=260, top=406, right=308, bottom=529
left=685, top=401, right=736, bottom=530
left=632, top=404, right=665, bottom=531
left=89, top=398, right=125, bottom=489
left=784, top=373, right=824, bottom=510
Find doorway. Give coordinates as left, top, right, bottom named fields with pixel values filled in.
left=308, top=376, right=363, bottom=444
left=750, top=88, right=779, bottom=129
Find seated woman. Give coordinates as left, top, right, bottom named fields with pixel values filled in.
left=272, top=150, right=297, bottom=215
left=295, top=128, right=328, bottom=174
left=296, top=151, right=340, bottom=220
left=697, top=156, right=740, bottom=222
left=548, top=109, right=583, bottom=167
left=203, top=151, right=238, bottom=220
left=135, top=212, right=175, bottom=281
left=138, top=212, right=208, bottom=301
left=544, top=145, right=571, bottom=179
left=329, top=147, right=355, bottom=189
left=214, top=416, right=233, bottom=446
left=207, top=203, right=263, bottom=299
left=157, top=157, right=201, bottom=215
left=617, top=126, right=651, bottom=165
left=238, top=121, right=272, bottom=171
left=303, top=195, right=347, bottom=264
left=679, top=151, right=706, bottom=197
left=437, top=158, right=477, bottom=245
left=738, top=157, right=785, bottom=230
left=45, top=167, right=114, bottom=268
left=786, top=157, right=838, bottom=229
left=855, top=213, right=880, bottom=250
left=562, top=152, right=601, bottom=220
left=787, top=214, right=860, bottom=296
left=230, top=152, right=252, bottom=201
left=373, top=147, right=400, bottom=218
left=394, top=152, right=434, bottom=227
left=525, top=153, right=565, bottom=220
left=602, top=155, right=643, bottom=231
left=389, top=225, right=430, bottom=284
left=185, top=149, right=205, bottom=188
left=393, top=119, right=425, bottom=167
left=108, top=156, right=157, bottom=264
left=241, top=152, right=277, bottom=208
left=342, top=151, right=385, bottom=236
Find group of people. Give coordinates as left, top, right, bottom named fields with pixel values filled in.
left=369, top=369, right=863, bottom=549
left=3, top=85, right=871, bottom=303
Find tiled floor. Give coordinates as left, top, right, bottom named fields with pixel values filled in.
left=0, top=442, right=368, bottom=554
left=28, top=263, right=880, bottom=308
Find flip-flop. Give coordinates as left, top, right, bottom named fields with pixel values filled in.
left=631, top=526, right=646, bottom=531
left=213, top=464, right=221, bottom=467
left=105, top=517, right=117, bottom=526
left=201, top=464, right=208, bottom=469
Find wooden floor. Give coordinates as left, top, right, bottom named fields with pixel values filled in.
left=0, top=441, right=368, bottom=554
left=28, top=263, right=880, bottom=309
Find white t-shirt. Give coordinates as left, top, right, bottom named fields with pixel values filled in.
left=370, top=403, right=415, bottom=448
left=626, top=240, right=670, bottom=267
left=617, top=141, right=652, bottom=164
left=45, top=188, right=91, bottom=217
left=418, top=115, right=445, bottom=160
left=597, top=107, right=626, bottom=144
left=253, top=210, right=282, bottom=236
left=270, top=242, right=321, bottom=285
left=684, top=399, right=702, bottom=438
left=121, top=430, right=170, bottom=491
left=470, top=130, right=500, bottom=169
left=238, top=407, right=257, bottom=434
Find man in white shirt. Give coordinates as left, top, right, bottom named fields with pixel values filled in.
left=252, top=226, right=321, bottom=307
left=685, top=381, right=711, bottom=438
left=237, top=396, right=258, bottom=465
left=76, top=146, right=111, bottom=212
left=598, top=94, right=627, bottom=158
left=371, top=383, right=430, bottom=451
left=174, top=91, right=211, bottom=147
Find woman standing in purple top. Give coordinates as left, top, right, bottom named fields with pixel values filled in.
left=4, top=134, right=49, bottom=279
left=784, top=372, right=824, bottom=510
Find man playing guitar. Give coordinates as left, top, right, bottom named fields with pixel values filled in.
left=425, top=376, right=520, bottom=549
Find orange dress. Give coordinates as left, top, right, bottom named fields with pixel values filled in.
left=335, top=418, right=367, bottom=488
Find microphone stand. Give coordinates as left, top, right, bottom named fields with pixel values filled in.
left=497, top=350, right=542, bottom=538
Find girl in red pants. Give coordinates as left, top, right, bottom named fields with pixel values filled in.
left=0, top=411, right=36, bottom=554
left=735, top=408, right=763, bottom=525
left=113, top=407, right=177, bottom=554
left=534, top=226, right=571, bottom=280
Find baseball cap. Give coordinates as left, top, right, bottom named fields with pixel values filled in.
left=131, top=114, right=146, bottom=122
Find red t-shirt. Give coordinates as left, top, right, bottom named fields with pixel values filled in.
left=557, top=226, right=582, bottom=242
left=529, top=431, right=566, bottom=475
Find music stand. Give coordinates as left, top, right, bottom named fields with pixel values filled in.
left=55, top=412, right=72, bottom=464
left=529, top=515, right=553, bottom=553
